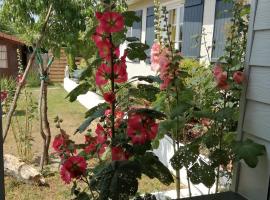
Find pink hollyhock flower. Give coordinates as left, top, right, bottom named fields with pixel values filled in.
left=98, top=11, right=124, bottom=33
left=60, top=156, right=87, bottom=184
left=96, top=39, right=112, bottom=61
left=201, top=118, right=211, bottom=127
left=95, top=63, right=111, bottom=86
left=150, top=42, right=161, bottom=72
left=233, top=71, right=245, bottom=84
left=213, top=64, right=229, bottom=90
left=111, top=147, right=129, bottom=161
left=216, top=72, right=229, bottom=90
left=17, top=74, right=25, bottom=85
left=95, top=123, right=107, bottom=144
left=103, top=92, right=115, bottom=104
left=0, top=91, right=8, bottom=102
left=105, top=109, right=124, bottom=128
left=213, top=64, right=223, bottom=76
left=160, top=76, right=172, bottom=90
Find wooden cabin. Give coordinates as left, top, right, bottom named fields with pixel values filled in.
left=0, top=32, right=27, bottom=77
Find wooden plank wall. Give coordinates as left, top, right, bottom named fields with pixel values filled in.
left=49, top=49, right=81, bottom=83
left=49, top=49, right=67, bottom=83
left=236, top=0, right=270, bottom=199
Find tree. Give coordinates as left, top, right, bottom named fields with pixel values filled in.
left=0, top=0, right=98, bottom=169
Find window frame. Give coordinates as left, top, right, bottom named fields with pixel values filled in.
left=0, top=45, right=8, bottom=69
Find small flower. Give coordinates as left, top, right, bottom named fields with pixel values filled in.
left=111, top=146, right=129, bottom=161
left=103, top=92, right=115, bottom=104
left=95, top=123, right=107, bottom=144
left=151, top=42, right=161, bottom=72
left=60, top=156, right=87, bottom=184
left=0, top=91, right=8, bottom=102
left=233, top=71, right=245, bottom=84
left=84, top=136, right=97, bottom=154
left=98, top=12, right=124, bottom=33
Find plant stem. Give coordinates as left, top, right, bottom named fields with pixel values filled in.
left=109, top=34, right=115, bottom=140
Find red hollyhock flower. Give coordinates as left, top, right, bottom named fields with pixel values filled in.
left=60, top=156, right=87, bottom=184
left=127, top=126, right=147, bottom=144
left=105, top=109, right=124, bottom=128
left=52, top=131, right=70, bottom=153
left=0, top=91, right=8, bottom=102
left=96, top=39, right=112, bottom=61
left=95, top=63, right=111, bottom=86
left=127, top=114, right=159, bottom=144
left=233, top=71, right=245, bottom=84
left=114, top=62, right=128, bottom=83
left=98, top=11, right=124, bottom=33
left=98, top=144, right=107, bottom=158
left=95, top=123, right=107, bottom=144
left=103, top=92, right=115, bottom=104
left=84, top=136, right=97, bottom=154
left=111, top=147, right=129, bottom=161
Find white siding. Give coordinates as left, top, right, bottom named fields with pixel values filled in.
left=236, top=0, right=270, bottom=199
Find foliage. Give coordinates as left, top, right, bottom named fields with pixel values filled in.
left=0, top=76, right=17, bottom=114
left=52, top=2, right=173, bottom=200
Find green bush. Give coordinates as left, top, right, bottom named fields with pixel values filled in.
left=0, top=76, right=17, bottom=113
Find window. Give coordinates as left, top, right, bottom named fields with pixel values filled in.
left=128, top=10, right=143, bottom=40
left=167, top=6, right=184, bottom=51
left=0, top=45, right=8, bottom=68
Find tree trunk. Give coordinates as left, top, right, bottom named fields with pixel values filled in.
left=0, top=88, right=6, bottom=200
left=4, top=154, right=46, bottom=186
left=2, top=4, right=53, bottom=142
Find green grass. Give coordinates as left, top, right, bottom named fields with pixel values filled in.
left=3, top=86, right=179, bottom=199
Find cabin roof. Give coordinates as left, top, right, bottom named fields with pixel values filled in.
left=0, top=32, right=25, bottom=45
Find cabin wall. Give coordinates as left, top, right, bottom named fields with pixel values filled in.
left=0, top=38, right=24, bottom=78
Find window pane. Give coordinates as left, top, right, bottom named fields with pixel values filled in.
left=132, top=10, right=142, bottom=40
left=145, top=6, right=155, bottom=63
left=0, top=45, right=8, bottom=68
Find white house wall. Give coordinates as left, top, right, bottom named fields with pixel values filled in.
left=125, top=0, right=219, bottom=77
left=236, top=0, right=270, bottom=199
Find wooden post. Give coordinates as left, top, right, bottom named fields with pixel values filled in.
left=0, top=86, right=6, bottom=200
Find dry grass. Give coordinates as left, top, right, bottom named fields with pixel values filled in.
left=3, top=86, right=178, bottom=199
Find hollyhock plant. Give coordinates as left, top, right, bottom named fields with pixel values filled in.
left=56, top=6, right=173, bottom=199
left=60, top=156, right=87, bottom=184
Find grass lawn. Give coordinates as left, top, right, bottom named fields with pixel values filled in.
left=3, top=86, right=178, bottom=199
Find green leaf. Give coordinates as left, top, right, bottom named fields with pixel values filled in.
left=122, top=11, right=141, bottom=27
left=129, top=84, right=160, bottom=102
left=76, top=103, right=108, bottom=133
left=170, top=144, right=199, bottom=170
left=126, top=42, right=149, bottom=61
left=234, top=139, right=265, bottom=168
left=79, top=58, right=102, bottom=80
left=129, top=108, right=166, bottom=120
left=136, top=152, right=174, bottom=186
left=66, top=82, right=90, bottom=102
left=90, top=161, right=142, bottom=200
left=130, top=75, right=163, bottom=84
left=187, top=161, right=216, bottom=188
left=126, top=37, right=140, bottom=42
